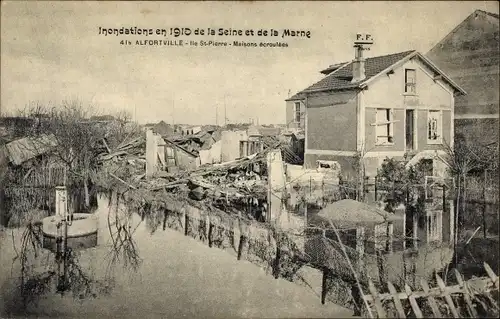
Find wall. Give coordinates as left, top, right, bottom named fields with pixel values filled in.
left=199, top=140, right=222, bottom=165
left=267, top=149, right=288, bottom=227
left=286, top=100, right=305, bottom=129
left=364, top=108, right=405, bottom=152
left=176, top=149, right=200, bottom=171
left=414, top=109, right=453, bottom=151
left=220, top=130, right=248, bottom=162
left=363, top=57, right=454, bottom=155
left=306, top=91, right=358, bottom=152
left=455, top=118, right=499, bottom=146
left=427, top=10, right=499, bottom=118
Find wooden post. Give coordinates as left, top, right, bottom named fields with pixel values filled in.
left=309, top=176, right=312, bottom=201
left=163, top=209, right=167, bottom=231
left=321, top=179, right=325, bottom=207
left=304, top=199, right=308, bottom=230
left=237, top=235, right=247, bottom=260
left=321, top=267, right=330, bottom=305
left=273, top=245, right=281, bottom=279
left=208, top=223, right=214, bottom=248
left=204, top=215, right=210, bottom=243
left=356, top=226, right=365, bottom=274
left=449, top=200, right=455, bottom=245
left=184, top=213, right=189, bottom=236
left=386, top=222, right=394, bottom=254
left=376, top=250, right=386, bottom=284
left=413, top=208, right=418, bottom=250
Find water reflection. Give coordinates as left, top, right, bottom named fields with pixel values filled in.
left=1, top=193, right=353, bottom=318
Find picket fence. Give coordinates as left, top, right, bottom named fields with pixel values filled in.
left=362, top=262, right=499, bottom=318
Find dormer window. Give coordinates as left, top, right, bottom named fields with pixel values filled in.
left=405, top=69, right=416, bottom=94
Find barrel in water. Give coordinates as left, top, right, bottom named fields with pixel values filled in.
left=42, top=213, right=99, bottom=252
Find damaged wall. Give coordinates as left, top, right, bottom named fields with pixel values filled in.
left=199, top=140, right=222, bottom=165
left=221, top=130, right=248, bottom=162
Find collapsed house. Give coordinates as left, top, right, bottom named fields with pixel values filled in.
left=0, top=134, right=65, bottom=227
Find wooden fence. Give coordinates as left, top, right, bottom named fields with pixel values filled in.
left=362, top=262, right=499, bottom=318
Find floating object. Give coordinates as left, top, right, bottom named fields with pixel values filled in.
left=42, top=213, right=99, bottom=252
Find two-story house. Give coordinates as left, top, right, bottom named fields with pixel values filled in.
left=286, top=44, right=466, bottom=179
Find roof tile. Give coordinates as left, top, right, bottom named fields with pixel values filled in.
left=288, top=50, right=415, bottom=99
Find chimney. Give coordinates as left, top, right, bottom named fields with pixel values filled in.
left=351, top=44, right=366, bottom=83
left=351, top=33, right=373, bottom=83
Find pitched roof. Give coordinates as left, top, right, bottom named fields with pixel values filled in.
left=287, top=50, right=466, bottom=100
left=5, top=134, right=58, bottom=166
left=476, top=9, right=499, bottom=19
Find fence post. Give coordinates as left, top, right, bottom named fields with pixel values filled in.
left=184, top=213, right=189, bottom=236
left=321, top=267, right=330, bottom=305
left=208, top=223, right=214, bottom=247
left=273, top=245, right=281, bottom=279
left=321, top=179, right=325, bottom=207
left=162, top=209, right=167, bottom=231
left=237, top=235, right=248, bottom=260
left=356, top=227, right=365, bottom=274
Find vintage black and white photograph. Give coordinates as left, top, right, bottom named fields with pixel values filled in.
left=1, top=1, right=499, bottom=318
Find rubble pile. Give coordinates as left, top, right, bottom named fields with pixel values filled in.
left=93, top=135, right=147, bottom=192
left=166, top=128, right=221, bottom=156
left=94, top=131, right=277, bottom=222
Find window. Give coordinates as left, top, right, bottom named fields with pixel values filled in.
left=427, top=110, right=442, bottom=143
left=405, top=69, right=416, bottom=94
left=375, top=108, right=394, bottom=145
left=294, top=102, right=301, bottom=123
left=239, top=140, right=262, bottom=157
left=426, top=210, right=442, bottom=243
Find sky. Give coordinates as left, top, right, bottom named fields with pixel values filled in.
left=1, top=1, right=498, bottom=125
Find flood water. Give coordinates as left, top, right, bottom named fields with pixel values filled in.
left=1, top=195, right=353, bottom=318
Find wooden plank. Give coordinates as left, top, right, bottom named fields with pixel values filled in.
left=435, top=274, right=460, bottom=318
left=363, top=276, right=497, bottom=301
left=454, top=269, right=478, bottom=318
left=387, top=282, right=406, bottom=318
left=404, top=284, right=423, bottom=318
left=420, top=278, right=442, bottom=318
left=484, top=262, right=499, bottom=289
left=368, top=280, right=387, bottom=318
left=483, top=291, right=500, bottom=311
